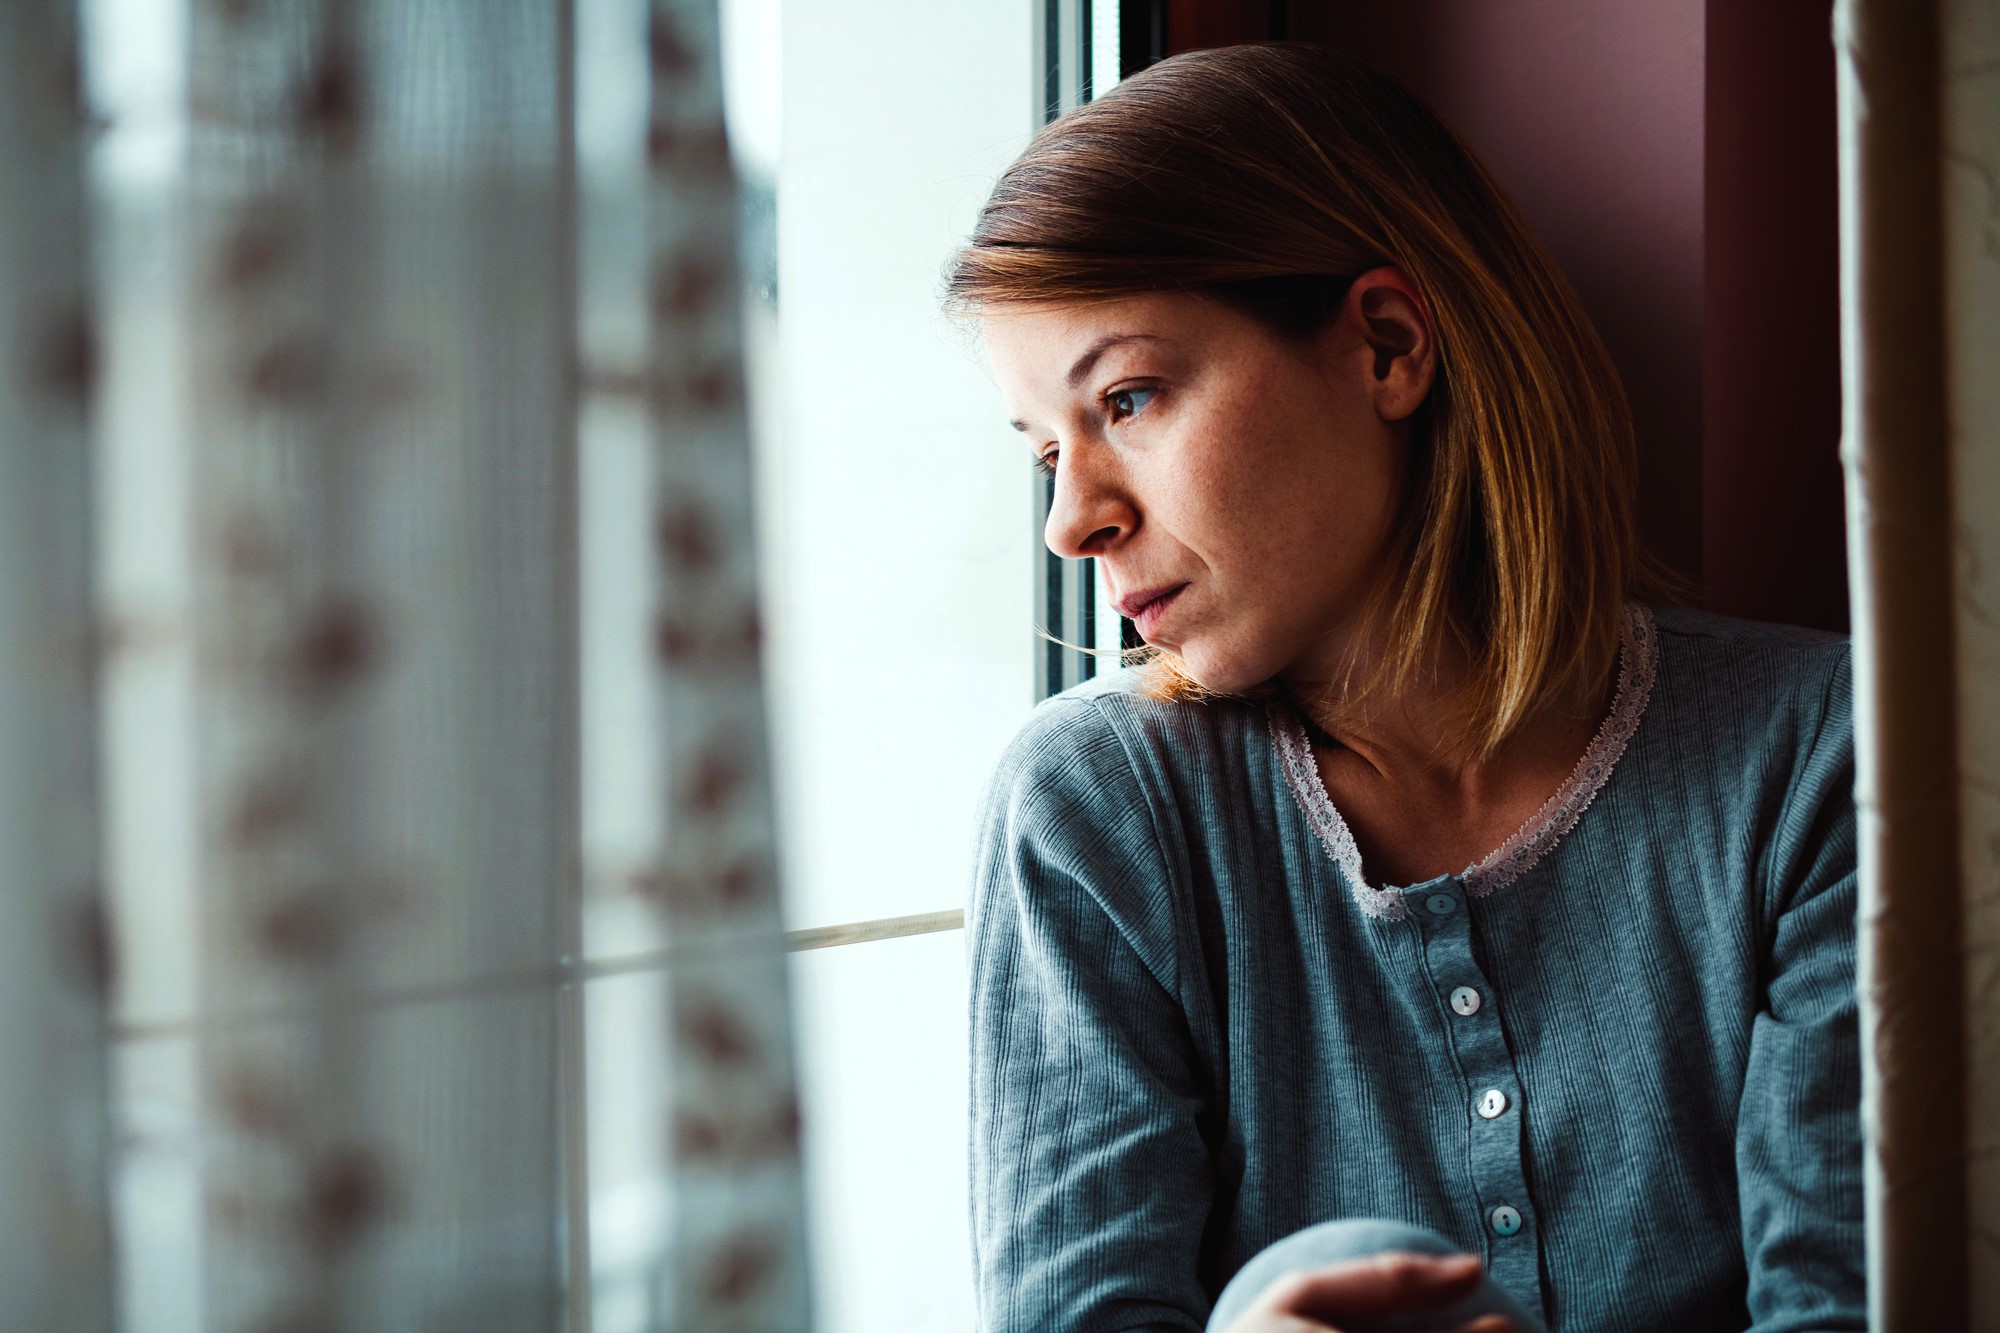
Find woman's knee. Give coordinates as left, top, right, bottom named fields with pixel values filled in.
left=1206, top=1217, right=1540, bottom=1333
left=1249, top=1217, right=1462, bottom=1269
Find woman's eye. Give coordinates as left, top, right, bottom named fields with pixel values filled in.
left=1106, top=387, right=1156, bottom=423
left=1032, top=451, right=1058, bottom=478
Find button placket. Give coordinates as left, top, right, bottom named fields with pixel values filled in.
left=1403, top=877, right=1546, bottom=1326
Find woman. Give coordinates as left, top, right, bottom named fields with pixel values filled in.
left=950, top=44, right=1862, bottom=1333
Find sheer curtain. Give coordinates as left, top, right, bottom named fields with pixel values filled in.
left=1836, top=0, right=1998, bottom=1325
left=0, top=0, right=808, bottom=1328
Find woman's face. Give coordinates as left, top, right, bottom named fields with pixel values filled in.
left=980, top=273, right=1435, bottom=694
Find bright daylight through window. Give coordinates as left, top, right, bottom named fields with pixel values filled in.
left=703, top=1, right=1118, bottom=1328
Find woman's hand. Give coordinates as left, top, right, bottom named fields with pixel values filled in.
left=1222, top=1251, right=1516, bottom=1333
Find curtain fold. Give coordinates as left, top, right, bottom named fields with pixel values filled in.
left=1837, top=0, right=2000, bottom=1325
left=0, top=0, right=810, bottom=1327
left=1942, top=0, right=2000, bottom=1321
left=641, top=0, right=808, bottom=1325
left=181, top=0, right=577, bottom=1324
left=1832, top=0, right=1964, bottom=1323
left=0, top=2, right=116, bottom=1327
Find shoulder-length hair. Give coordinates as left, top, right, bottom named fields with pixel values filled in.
left=944, top=42, right=1675, bottom=759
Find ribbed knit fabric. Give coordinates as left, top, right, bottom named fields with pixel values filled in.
left=966, top=606, right=1863, bottom=1333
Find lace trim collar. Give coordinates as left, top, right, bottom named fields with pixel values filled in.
left=1266, top=604, right=1659, bottom=922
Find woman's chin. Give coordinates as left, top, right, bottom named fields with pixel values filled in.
left=1170, top=644, right=1275, bottom=696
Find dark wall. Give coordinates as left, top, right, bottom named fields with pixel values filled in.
left=1160, top=0, right=1847, bottom=631
left=1701, top=2, right=1845, bottom=631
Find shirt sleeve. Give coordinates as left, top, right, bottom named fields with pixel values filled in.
left=967, top=698, right=1216, bottom=1333
left=1738, top=649, right=1867, bottom=1332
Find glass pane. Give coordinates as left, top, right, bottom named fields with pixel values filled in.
left=757, top=0, right=1038, bottom=930
left=709, top=0, right=1038, bottom=1327
left=789, top=930, right=975, bottom=1332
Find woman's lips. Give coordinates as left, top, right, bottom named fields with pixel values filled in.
left=1121, top=583, right=1187, bottom=636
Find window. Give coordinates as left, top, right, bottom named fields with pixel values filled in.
left=721, top=2, right=1036, bottom=1325
left=704, top=2, right=1141, bottom=1327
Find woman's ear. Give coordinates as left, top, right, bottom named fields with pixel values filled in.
left=1329, top=266, right=1437, bottom=424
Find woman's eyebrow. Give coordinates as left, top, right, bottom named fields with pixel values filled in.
left=1008, top=332, right=1169, bottom=431
left=1064, top=332, right=1163, bottom=389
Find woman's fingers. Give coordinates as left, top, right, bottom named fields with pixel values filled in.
left=1444, top=1316, right=1517, bottom=1333
left=1262, top=1251, right=1488, bottom=1321
left=1220, top=1312, right=1343, bottom=1333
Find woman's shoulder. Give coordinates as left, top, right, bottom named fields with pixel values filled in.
left=970, top=670, right=1240, bottom=991
left=989, top=665, right=1268, bottom=785
left=1649, top=602, right=1849, bottom=658
left=1646, top=603, right=1851, bottom=730
left=975, top=667, right=1277, bottom=886
left=1638, top=605, right=1854, bottom=839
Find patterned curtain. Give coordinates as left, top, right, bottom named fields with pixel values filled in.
left=0, top=3, right=114, bottom=1328
left=0, top=0, right=808, bottom=1328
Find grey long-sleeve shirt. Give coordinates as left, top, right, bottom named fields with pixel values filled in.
left=967, top=606, right=1863, bottom=1332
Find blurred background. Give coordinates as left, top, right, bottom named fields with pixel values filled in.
left=54, top=0, right=1994, bottom=1328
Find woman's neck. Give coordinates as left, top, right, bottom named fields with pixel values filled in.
left=1280, top=625, right=1482, bottom=782
left=1279, top=634, right=1615, bottom=884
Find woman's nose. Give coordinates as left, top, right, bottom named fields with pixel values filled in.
left=1042, top=446, right=1133, bottom=559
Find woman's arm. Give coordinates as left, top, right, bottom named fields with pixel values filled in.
left=968, top=698, right=1216, bottom=1333
left=1737, top=651, right=1866, bottom=1331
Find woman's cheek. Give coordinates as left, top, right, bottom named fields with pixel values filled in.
left=1182, top=636, right=1285, bottom=696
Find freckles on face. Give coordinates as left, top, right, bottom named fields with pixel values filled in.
left=981, top=293, right=1404, bottom=692
left=1162, top=330, right=1401, bottom=686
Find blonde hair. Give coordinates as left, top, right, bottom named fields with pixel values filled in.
left=946, top=43, right=1677, bottom=758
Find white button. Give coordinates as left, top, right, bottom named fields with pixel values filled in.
left=1450, top=986, right=1482, bottom=1016
left=1477, top=1088, right=1509, bottom=1119
left=1425, top=892, right=1458, bottom=916
left=1489, top=1205, right=1522, bottom=1237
